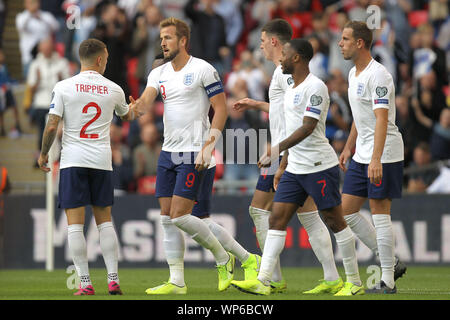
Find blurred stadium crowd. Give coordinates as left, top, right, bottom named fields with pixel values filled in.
left=0, top=0, right=449, bottom=195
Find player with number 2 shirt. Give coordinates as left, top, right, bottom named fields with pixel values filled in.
left=38, top=39, right=137, bottom=296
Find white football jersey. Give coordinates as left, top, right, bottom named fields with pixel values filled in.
left=49, top=71, right=129, bottom=171
left=268, top=65, right=293, bottom=149
left=146, top=56, right=224, bottom=152
left=348, top=59, right=404, bottom=164
left=284, top=73, right=339, bottom=174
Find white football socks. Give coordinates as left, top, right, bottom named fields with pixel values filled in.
left=171, top=214, right=229, bottom=266
left=333, top=226, right=361, bottom=286
left=297, top=211, right=340, bottom=281
left=67, top=224, right=91, bottom=288
left=203, top=217, right=250, bottom=263
left=249, top=206, right=283, bottom=282
left=372, top=214, right=395, bottom=289
left=249, top=206, right=270, bottom=250
left=160, top=215, right=186, bottom=287
left=98, top=221, right=120, bottom=284
left=257, top=230, right=286, bottom=286
left=344, top=211, right=379, bottom=258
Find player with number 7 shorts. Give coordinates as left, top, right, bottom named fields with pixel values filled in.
left=231, top=39, right=364, bottom=296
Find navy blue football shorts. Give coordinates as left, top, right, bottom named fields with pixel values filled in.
left=192, top=166, right=216, bottom=218
left=273, top=165, right=342, bottom=210
left=58, top=167, right=113, bottom=209
left=255, top=156, right=283, bottom=192
left=342, top=159, right=403, bottom=199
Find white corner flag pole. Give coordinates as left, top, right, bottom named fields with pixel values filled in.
left=45, top=161, right=54, bottom=271
left=45, top=115, right=56, bottom=272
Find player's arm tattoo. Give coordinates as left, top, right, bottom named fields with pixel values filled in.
left=278, top=116, right=318, bottom=153
left=41, top=114, right=61, bottom=156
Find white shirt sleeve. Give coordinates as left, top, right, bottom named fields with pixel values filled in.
left=15, top=11, right=30, bottom=32
left=200, top=63, right=224, bottom=98
left=146, top=67, right=160, bottom=93
left=371, top=69, right=394, bottom=110
left=42, top=11, right=59, bottom=32
left=48, top=83, right=64, bottom=117
left=26, top=62, right=38, bottom=86
left=304, top=82, right=329, bottom=120
left=113, top=87, right=129, bottom=117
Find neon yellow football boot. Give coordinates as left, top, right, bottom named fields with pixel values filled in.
left=241, top=254, right=261, bottom=280
left=231, top=279, right=271, bottom=296
left=303, top=278, right=344, bottom=294
left=334, top=281, right=365, bottom=296
left=145, top=282, right=187, bottom=295
left=270, top=278, right=287, bottom=293
left=217, top=254, right=235, bottom=291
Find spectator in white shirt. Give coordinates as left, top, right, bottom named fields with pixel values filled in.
left=15, top=0, right=59, bottom=78
left=27, top=37, right=70, bottom=166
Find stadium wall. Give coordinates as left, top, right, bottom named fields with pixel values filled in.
left=1, top=194, right=450, bottom=269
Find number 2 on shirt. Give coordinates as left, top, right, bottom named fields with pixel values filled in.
left=80, top=102, right=101, bottom=139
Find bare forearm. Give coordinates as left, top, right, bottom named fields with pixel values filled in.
left=41, top=123, right=59, bottom=155
left=207, top=93, right=228, bottom=148
left=372, top=117, right=387, bottom=161
left=344, top=122, right=358, bottom=152
left=254, top=101, right=270, bottom=113
left=278, top=117, right=317, bottom=152
left=279, top=151, right=288, bottom=169
left=41, top=114, right=61, bottom=155
left=207, top=109, right=227, bottom=148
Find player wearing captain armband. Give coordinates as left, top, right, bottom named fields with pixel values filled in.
left=131, top=17, right=260, bottom=295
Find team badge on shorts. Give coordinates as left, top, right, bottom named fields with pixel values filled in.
left=184, top=73, right=194, bottom=86
left=375, top=86, right=388, bottom=98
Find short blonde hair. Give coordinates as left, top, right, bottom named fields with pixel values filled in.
left=160, top=17, right=190, bottom=49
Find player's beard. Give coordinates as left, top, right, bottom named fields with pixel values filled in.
left=163, top=48, right=180, bottom=62
left=281, top=61, right=293, bottom=74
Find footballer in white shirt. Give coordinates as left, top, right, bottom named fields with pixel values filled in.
left=233, top=19, right=341, bottom=294
left=37, top=39, right=137, bottom=296
left=338, top=21, right=406, bottom=294
left=132, top=18, right=259, bottom=295
left=232, top=39, right=363, bottom=297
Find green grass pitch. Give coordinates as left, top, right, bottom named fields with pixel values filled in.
left=1, top=266, right=449, bottom=300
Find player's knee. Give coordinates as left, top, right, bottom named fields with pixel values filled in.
left=321, top=210, right=346, bottom=233
left=268, top=211, right=289, bottom=230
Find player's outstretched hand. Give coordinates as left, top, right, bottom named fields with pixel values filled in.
left=233, top=98, right=256, bottom=112
left=38, top=153, right=50, bottom=172
left=339, top=148, right=352, bottom=172
left=129, top=95, right=145, bottom=117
